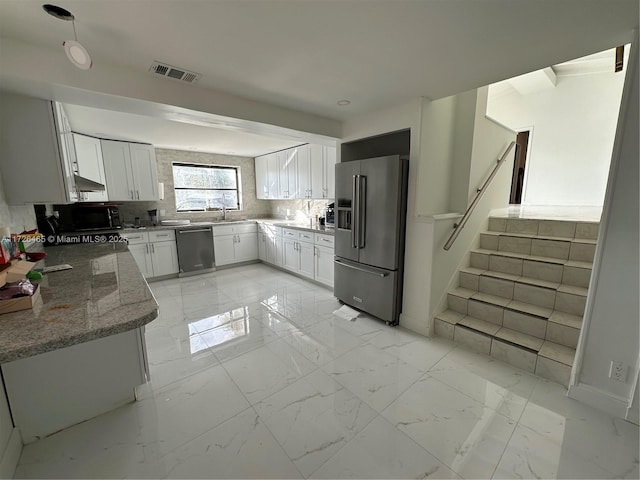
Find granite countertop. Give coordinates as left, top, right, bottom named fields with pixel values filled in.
left=256, top=219, right=336, bottom=236
left=0, top=243, right=158, bottom=364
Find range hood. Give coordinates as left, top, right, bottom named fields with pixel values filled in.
left=74, top=174, right=106, bottom=192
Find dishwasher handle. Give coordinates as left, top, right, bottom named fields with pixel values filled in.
left=178, top=228, right=212, bottom=234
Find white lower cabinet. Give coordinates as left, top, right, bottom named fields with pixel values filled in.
left=314, top=245, right=334, bottom=287
left=282, top=229, right=315, bottom=280
left=124, top=230, right=178, bottom=279
left=213, top=223, right=258, bottom=267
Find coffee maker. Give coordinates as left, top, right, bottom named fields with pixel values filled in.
left=325, top=203, right=335, bottom=227
left=148, top=209, right=158, bottom=226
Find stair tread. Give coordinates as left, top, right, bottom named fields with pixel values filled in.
left=458, top=316, right=502, bottom=336
left=450, top=287, right=476, bottom=299
left=495, top=327, right=545, bottom=352
left=538, top=341, right=576, bottom=366
left=434, top=310, right=465, bottom=325
left=526, top=255, right=567, bottom=265
left=573, top=238, right=598, bottom=245
left=557, top=285, right=588, bottom=297
left=482, top=270, right=520, bottom=282
left=471, top=291, right=511, bottom=307
left=505, top=300, right=553, bottom=319
left=548, top=311, right=583, bottom=329
left=515, top=277, right=560, bottom=290
left=495, top=231, right=574, bottom=243
left=460, top=266, right=487, bottom=276
left=565, top=260, right=593, bottom=269
left=471, top=249, right=567, bottom=265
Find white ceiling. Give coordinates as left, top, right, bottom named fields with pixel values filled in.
left=0, top=1, right=637, bottom=155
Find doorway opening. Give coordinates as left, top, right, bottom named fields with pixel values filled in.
left=509, top=130, right=529, bottom=204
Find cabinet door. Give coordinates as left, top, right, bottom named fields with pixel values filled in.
left=73, top=133, right=108, bottom=202
left=282, top=238, right=299, bottom=272
left=258, top=232, right=268, bottom=261
left=102, top=140, right=135, bottom=201
left=266, top=153, right=280, bottom=199
left=309, top=144, right=324, bottom=199
left=255, top=156, right=269, bottom=199
left=324, top=146, right=336, bottom=200
left=296, top=145, right=311, bottom=199
left=150, top=241, right=179, bottom=277
left=129, top=143, right=159, bottom=201
left=298, top=241, right=315, bottom=279
left=273, top=235, right=283, bottom=266
left=214, top=235, right=236, bottom=267
left=314, top=245, right=334, bottom=287
left=235, top=233, right=258, bottom=263
left=277, top=150, right=290, bottom=199
left=128, top=243, right=153, bottom=278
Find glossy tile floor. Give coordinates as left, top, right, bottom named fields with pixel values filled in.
left=15, top=264, right=639, bottom=479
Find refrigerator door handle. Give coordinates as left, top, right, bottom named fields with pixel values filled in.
left=358, top=175, right=366, bottom=249
left=334, top=259, right=388, bottom=277
left=352, top=174, right=359, bottom=249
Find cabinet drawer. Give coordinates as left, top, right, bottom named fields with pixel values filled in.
left=234, top=223, right=257, bottom=234
left=298, top=231, right=314, bottom=243
left=123, top=231, right=149, bottom=244
left=212, top=225, right=235, bottom=237
left=282, top=228, right=298, bottom=239
left=149, top=230, right=175, bottom=242
left=315, top=233, right=335, bottom=248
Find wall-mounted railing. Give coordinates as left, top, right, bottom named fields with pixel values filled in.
left=443, top=141, right=516, bottom=251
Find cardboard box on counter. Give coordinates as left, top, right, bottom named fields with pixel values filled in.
left=0, top=260, right=40, bottom=314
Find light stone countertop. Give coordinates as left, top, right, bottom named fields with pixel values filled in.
left=0, top=242, right=158, bottom=364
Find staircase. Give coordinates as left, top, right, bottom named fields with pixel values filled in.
left=434, top=216, right=599, bottom=387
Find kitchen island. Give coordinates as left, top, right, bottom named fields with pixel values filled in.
left=0, top=242, right=158, bottom=473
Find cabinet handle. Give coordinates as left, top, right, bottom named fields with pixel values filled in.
left=130, top=190, right=134, bottom=200
left=322, top=238, right=331, bottom=243
left=136, top=190, right=140, bottom=200
left=236, top=235, right=240, bottom=243
left=145, top=244, right=149, bottom=254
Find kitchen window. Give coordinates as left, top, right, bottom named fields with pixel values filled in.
left=172, top=163, right=241, bottom=212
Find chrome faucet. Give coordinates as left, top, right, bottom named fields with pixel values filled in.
left=221, top=193, right=228, bottom=220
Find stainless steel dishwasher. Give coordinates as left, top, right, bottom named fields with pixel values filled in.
left=175, top=226, right=215, bottom=276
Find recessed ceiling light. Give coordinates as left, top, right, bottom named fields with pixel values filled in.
left=337, top=100, right=351, bottom=106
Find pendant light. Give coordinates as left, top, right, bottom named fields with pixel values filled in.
left=42, top=4, right=92, bottom=70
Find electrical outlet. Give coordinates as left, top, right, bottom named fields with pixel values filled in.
left=609, top=361, right=627, bottom=382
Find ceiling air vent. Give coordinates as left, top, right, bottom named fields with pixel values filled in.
left=149, top=61, right=202, bottom=83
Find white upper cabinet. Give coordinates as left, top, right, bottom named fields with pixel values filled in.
left=73, top=133, right=108, bottom=202
left=255, top=155, right=269, bottom=199
left=254, top=144, right=336, bottom=201
left=101, top=140, right=159, bottom=202
left=0, top=94, right=77, bottom=204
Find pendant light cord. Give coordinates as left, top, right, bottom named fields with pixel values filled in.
left=72, top=19, right=78, bottom=41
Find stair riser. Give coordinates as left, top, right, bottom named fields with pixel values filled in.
left=470, top=252, right=592, bottom=288
left=488, top=217, right=599, bottom=241
left=480, top=233, right=596, bottom=263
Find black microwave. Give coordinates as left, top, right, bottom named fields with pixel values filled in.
left=71, top=205, right=122, bottom=231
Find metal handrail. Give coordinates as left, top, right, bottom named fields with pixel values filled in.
left=443, top=141, right=516, bottom=251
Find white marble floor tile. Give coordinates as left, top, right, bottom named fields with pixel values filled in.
left=310, top=416, right=458, bottom=479
left=381, top=375, right=516, bottom=478
left=161, top=407, right=302, bottom=479
left=255, top=369, right=377, bottom=477
left=493, top=425, right=613, bottom=479
left=322, top=343, right=424, bottom=413
left=15, top=403, right=167, bottom=479
left=368, top=326, right=455, bottom=371
left=222, top=337, right=317, bottom=404
left=134, top=365, right=251, bottom=457
left=519, top=380, right=640, bottom=477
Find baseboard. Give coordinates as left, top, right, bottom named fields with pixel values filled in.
left=399, top=312, right=429, bottom=337
left=0, top=427, right=23, bottom=479
left=568, top=382, right=629, bottom=419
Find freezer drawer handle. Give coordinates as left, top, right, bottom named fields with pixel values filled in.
left=178, top=228, right=212, bottom=234
left=334, top=259, right=388, bottom=277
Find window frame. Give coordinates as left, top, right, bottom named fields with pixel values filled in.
left=172, top=162, right=242, bottom=213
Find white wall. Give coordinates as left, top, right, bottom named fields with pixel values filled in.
left=569, top=40, right=639, bottom=417
left=487, top=68, right=625, bottom=206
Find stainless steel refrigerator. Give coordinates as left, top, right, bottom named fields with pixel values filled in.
left=334, top=155, right=409, bottom=325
